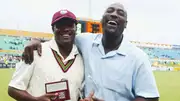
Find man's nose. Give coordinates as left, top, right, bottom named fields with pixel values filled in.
left=110, top=11, right=118, bottom=19
left=64, top=28, right=71, bottom=32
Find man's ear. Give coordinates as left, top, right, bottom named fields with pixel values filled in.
left=75, top=23, right=77, bottom=31
left=124, top=21, right=128, bottom=28
left=52, top=26, right=54, bottom=32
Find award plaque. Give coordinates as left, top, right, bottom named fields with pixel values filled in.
left=45, top=80, right=70, bottom=101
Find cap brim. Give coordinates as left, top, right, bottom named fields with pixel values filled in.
left=51, top=16, right=77, bottom=26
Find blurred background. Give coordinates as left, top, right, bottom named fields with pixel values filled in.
left=0, top=0, right=180, bottom=101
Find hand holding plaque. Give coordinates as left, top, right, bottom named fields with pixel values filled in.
left=45, top=79, right=70, bottom=101
left=35, top=93, right=58, bottom=101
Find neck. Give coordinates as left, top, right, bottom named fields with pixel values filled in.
left=57, top=43, right=73, bottom=59
left=102, top=33, right=123, bottom=54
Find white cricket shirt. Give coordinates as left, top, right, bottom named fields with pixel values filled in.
left=9, top=39, right=84, bottom=101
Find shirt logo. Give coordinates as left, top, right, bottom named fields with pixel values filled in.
left=60, top=10, right=68, bottom=15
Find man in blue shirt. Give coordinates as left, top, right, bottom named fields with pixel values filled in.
left=21, top=2, right=159, bottom=101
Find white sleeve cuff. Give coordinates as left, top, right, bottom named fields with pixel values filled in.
left=8, top=82, right=26, bottom=91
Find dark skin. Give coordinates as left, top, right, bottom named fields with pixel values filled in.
left=81, top=3, right=159, bottom=101
left=101, top=3, right=127, bottom=54
left=8, top=87, right=58, bottom=101
left=100, top=3, right=159, bottom=101
left=8, top=18, right=77, bottom=101
left=21, top=3, right=159, bottom=101
left=53, top=18, right=76, bottom=59
left=22, top=18, right=76, bottom=64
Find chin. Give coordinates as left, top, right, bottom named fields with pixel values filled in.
left=63, top=41, right=71, bottom=44
left=63, top=41, right=74, bottom=45
left=105, top=28, right=117, bottom=34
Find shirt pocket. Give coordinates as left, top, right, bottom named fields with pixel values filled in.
left=102, top=72, right=133, bottom=99
left=103, top=78, right=128, bottom=94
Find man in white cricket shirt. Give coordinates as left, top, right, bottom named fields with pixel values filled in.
left=8, top=9, right=84, bottom=101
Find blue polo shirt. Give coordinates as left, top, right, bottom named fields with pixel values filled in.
left=75, top=33, right=159, bottom=101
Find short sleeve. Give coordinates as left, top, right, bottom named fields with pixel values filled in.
left=133, top=55, right=160, bottom=98
left=9, top=60, right=35, bottom=90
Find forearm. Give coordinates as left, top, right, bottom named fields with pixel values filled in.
left=8, top=86, right=37, bottom=101
left=31, top=38, right=46, bottom=43
left=133, top=97, right=159, bottom=101
left=133, top=97, right=146, bottom=101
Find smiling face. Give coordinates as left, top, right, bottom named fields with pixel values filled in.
left=53, top=18, right=76, bottom=46
left=101, top=3, right=127, bottom=36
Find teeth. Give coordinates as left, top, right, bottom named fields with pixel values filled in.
left=107, top=21, right=117, bottom=25
left=62, top=34, right=70, bottom=37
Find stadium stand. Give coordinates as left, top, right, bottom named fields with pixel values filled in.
left=0, top=28, right=180, bottom=71
left=0, top=28, right=52, bottom=68
left=0, top=35, right=30, bottom=50
left=139, top=47, right=180, bottom=60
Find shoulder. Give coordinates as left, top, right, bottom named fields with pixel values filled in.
left=31, top=40, right=51, bottom=61
left=41, top=40, right=51, bottom=48
left=75, top=33, right=101, bottom=49
left=75, top=33, right=100, bottom=42
left=131, top=45, right=149, bottom=60
left=125, top=42, right=150, bottom=66
left=40, top=40, right=52, bottom=53
left=129, top=45, right=152, bottom=74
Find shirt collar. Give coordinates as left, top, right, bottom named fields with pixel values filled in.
left=49, top=37, right=79, bottom=61
left=92, top=34, right=129, bottom=56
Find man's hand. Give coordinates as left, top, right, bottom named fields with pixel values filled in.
left=22, top=39, right=42, bottom=64
left=133, top=97, right=159, bottom=101
left=8, top=86, right=58, bottom=101
left=35, top=93, right=58, bottom=101
left=80, top=91, right=104, bottom=101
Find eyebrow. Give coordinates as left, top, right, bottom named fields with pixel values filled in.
left=107, top=7, right=114, bottom=10
left=117, top=9, right=126, bottom=14
left=108, top=7, right=125, bottom=12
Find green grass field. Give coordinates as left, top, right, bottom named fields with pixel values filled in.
left=0, top=69, right=180, bottom=101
